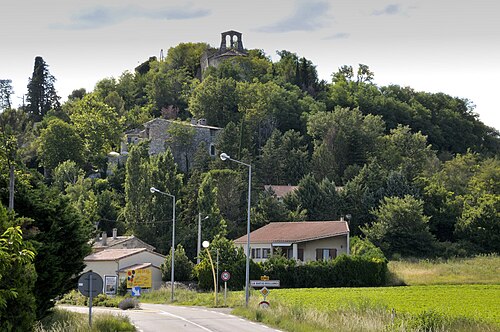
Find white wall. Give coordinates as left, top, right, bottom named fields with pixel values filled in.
left=84, top=251, right=166, bottom=290
left=236, top=234, right=349, bottom=263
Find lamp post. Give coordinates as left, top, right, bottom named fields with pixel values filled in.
left=220, top=152, right=251, bottom=307
left=150, top=186, right=176, bottom=302
left=202, top=241, right=217, bottom=306
left=197, top=214, right=209, bottom=264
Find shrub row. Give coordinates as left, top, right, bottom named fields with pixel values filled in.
left=196, top=254, right=388, bottom=290
left=262, top=255, right=388, bottom=288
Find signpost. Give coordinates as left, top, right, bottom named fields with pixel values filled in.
left=251, top=276, right=279, bottom=309
left=221, top=271, right=231, bottom=306
left=250, top=280, right=280, bottom=288
left=78, top=271, right=103, bottom=327
left=131, top=286, right=141, bottom=297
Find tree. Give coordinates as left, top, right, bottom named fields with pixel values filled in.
left=161, top=244, right=194, bottom=281
left=145, top=64, right=193, bottom=117
left=284, top=174, right=341, bottom=221
left=258, top=129, right=309, bottom=185
left=374, top=125, right=438, bottom=181
left=363, top=195, right=436, bottom=257
left=188, top=76, right=239, bottom=127
left=165, top=42, right=209, bottom=78
left=38, top=118, right=84, bottom=171
left=0, top=79, right=13, bottom=111
left=308, top=106, right=385, bottom=183
left=26, top=56, right=61, bottom=121
left=69, top=94, right=122, bottom=167
left=0, top=205, right=37, bottom=332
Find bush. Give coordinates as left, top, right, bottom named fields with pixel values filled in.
left=161, top=244, right=194, bottom=282
left=91, top=313, right=136, bottom=331
left=117, top=278, right=128, bottom=296
left=260, top=255, right=388, bottom=288
left=118, top=297, right=139, bottom=310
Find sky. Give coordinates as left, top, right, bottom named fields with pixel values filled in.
left=1, top=0, right=499, bottom=130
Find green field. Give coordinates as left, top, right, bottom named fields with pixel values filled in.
left=389, top=255, right=500, bottom=285
left=267, top=284, right=500, bottom=326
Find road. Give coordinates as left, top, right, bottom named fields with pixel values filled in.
left=60, top=303, right=282, bottom=332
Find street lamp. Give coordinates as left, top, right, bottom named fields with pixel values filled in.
left=220, top=152, right=252, bottom=306
left=202, top=241, right=217, bottom=306
left=197, top=214, right=209, bottom=264
left=150, top=186, right=176, bottom=302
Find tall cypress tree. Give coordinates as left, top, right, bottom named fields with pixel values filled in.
left=26, top=56, right=60, bottom=121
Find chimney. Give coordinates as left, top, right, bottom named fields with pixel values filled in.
left=340, top=216, right=344, bottom=222
left=102, top=231, right=107, bottom=246
left=112, top=228, right=117, bottom=240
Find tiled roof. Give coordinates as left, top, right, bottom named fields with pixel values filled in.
left=118, top=263, right=160, bottom=272
left=234, top=221, right=349, bottom=244
left=92, top=236, right=134, bottom=248
left=84, top=248, right=147, bottom=261
left=264, top=185, right=298, bottom=198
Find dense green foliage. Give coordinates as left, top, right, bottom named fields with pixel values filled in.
left=1, top=42, right=499, bottom=327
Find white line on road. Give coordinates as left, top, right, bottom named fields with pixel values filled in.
left=159, top=310, right=214, bottom=332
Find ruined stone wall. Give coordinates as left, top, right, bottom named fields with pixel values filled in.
left=145, top=118, right=219, bottom=172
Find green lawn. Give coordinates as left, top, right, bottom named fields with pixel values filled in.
left=268, top=284, right=500, bottom=326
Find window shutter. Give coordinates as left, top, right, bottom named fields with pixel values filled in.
left=316, top=249, right=323, bottom=260
left=329, top=249, right=337, bottom=259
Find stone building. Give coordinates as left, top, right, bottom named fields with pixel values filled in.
left=122, top=118, right=221, bottom=173
left=201, top=30, right=248, bottom=73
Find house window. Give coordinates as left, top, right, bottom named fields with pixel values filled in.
left=210, top=129, right=216, bottom=137
left=316, top=248, right=337, bottom=261
left=251, top=248, right=262, bottom=259
left=210, top=144, right=216, bottom=156
left=298, top=249, right=304, bottom=261
left=286, top=248, right=293, bottom=259
left=262, top=248, right=271, bottom=258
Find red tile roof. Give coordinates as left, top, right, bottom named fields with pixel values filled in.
left=234, top=221, right=349, bottom=244
left=264, top=185, right=298, bottom=198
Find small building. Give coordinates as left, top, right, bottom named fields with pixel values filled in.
left=201, top=30, right=248, bottom=74
left=119, top=118, right=221, bottom=173
left=234, top=221, right=349, bottom=263
left=83, top=248, right=165, bottom=290
left=92, top=229, right=156, bottom=253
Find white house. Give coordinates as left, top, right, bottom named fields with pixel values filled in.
left=234, top=221, right=350, bottom=263
left=92, top=229, right=155, bottom=253
left=83, top=248, right=165, bottom=290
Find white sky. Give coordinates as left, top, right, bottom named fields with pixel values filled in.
left=1, top=0, right=498, bottom=130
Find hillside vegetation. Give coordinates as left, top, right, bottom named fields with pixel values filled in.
left=1, top=41, right=499, bottom=328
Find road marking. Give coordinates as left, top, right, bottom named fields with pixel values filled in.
left=159, top=310, right=214, bottom=332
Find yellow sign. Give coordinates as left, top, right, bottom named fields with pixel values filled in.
left=260, top=275, right=269, bottom=281
left=126, top=268, right=152, bottom=288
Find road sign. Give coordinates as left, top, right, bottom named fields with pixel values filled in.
left=259, top=300, right=270, bottom=309
left=250, top=280, right=280, bottom=288
left=78, top=271, right=103, bottom=297
left=260, top=287, right=270, bottom=297
left=131, top=286, right=141, bottom=297
left=221, top=271, right=231, bottom=282
left=127, top=268, right=152, bottom=288
left=260, top=275, right=269, bottom=281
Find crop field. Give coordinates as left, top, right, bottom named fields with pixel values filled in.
left=267, top=284, right=500, bottom=326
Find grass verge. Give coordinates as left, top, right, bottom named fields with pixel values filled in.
left=34, top=308, right=136, bottom=332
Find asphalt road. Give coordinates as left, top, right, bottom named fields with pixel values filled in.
left=60, top=303, right=282, bottom=332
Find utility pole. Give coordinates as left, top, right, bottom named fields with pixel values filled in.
left=8, top=164, right=14, bottom=210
